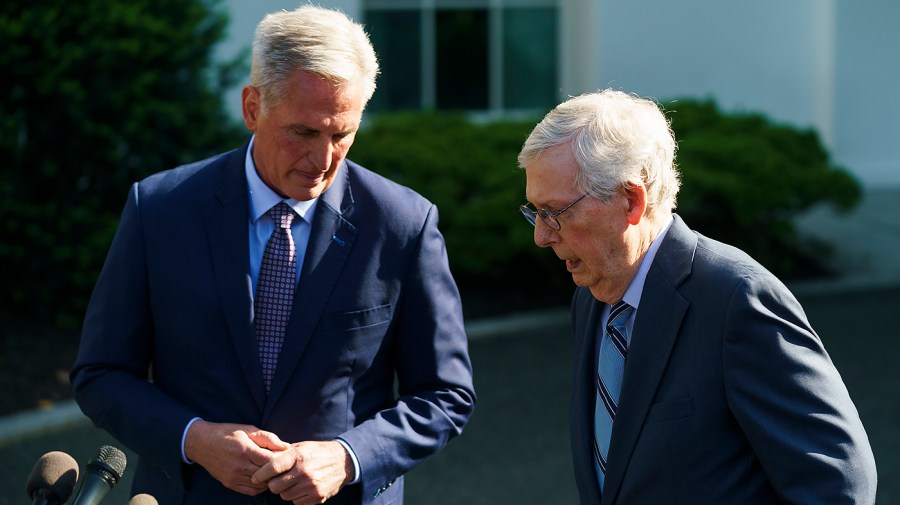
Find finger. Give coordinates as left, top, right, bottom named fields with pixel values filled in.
left=268, top=469, right=309, bottom=496
left=247, top=429, right=291, bottom=452
left=277, top=481, right=323, bottom=504
left=236, top=431, right=284, bottom=468
left=229, top=483, right=268, bottom=496
left=252, top=450, right=295, bottom=484
left=251, top=464, right=276, bottom=485
left=291, top=491, right=330, bottom=505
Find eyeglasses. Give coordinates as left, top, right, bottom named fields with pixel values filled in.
left=519, top=193, right=588, bottom=231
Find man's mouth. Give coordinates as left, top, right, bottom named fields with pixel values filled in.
left=295, top=169, right=324, bottom=184
left=565, top=258, right=581, bottom=271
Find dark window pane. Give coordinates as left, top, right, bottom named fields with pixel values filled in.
left=436, top=9, right=488, bottom=110
left=503, top=7, right=557, bottom=109
left=365, top=10, right=422, bottom=111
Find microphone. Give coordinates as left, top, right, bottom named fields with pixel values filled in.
left=69, top=445, right=127, bottom=505
left=127, top=494, right=158, bottom=505
left=25, top=451, right=80, bottom=505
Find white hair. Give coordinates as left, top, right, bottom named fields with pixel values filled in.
left=518, top=89, right=680, bottom=218
left=251, top=5, right=379, bottom=107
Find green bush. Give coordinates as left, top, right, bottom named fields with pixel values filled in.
left=352, top=102, right=861, bottom=296
left=666, top=99, right=861, bottom=277
left=1, top=0, right=860, bottom=330
left=0, top=0, right=247, bottom=326
left=350, top=113, right=564, bottom=298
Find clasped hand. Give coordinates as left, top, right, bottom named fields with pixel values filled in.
left=185, top=420, right=353, bottom=504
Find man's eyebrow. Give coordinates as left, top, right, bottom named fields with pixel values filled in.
left=288, top=124, right=357, bottom=135
left=529, top=200, right=561, bottom=211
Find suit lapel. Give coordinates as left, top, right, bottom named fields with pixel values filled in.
left=602, top=215, right=695, bottom=505
left=205, top=145, right=267, bottom=413
left=572, top=292, right=605, bottom=505
left=264, top=165, right=358, bottom=416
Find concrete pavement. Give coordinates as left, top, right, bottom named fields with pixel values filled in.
left=2, top=188, right=898, bottom=504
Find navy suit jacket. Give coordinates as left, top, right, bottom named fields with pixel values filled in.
left=71, top=144, right=476, bottom=504
left=570, top=215, right=876, bottom=504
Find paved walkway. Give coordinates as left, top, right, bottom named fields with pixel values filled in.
left=2, top=189, right=898, bottom=505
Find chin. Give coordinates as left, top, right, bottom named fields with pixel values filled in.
left=286, top=185, right=323, bottom=202
left=569, top=272, right=592, bottom=288
left=297, top=179, right=336, bottom=201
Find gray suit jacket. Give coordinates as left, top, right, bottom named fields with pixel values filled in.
left=570, top=215, right=876, bottom=504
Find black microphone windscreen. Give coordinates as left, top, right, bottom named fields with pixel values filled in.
left=69, top=445, right=128, bottom=505
left=25, top=451, right=79, bottom=502
left=127, top=494, right=159, bottom=505
left=89, top=445, right=127, bottom=483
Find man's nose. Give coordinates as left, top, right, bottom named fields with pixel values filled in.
left=533, top=219, right=559, bottom=248
left=308, top=138, right=335, bottom=170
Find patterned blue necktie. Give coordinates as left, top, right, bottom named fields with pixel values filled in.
left=593, top=300, right=634, bottom=492
left=255, top=202, right=297, bottom=391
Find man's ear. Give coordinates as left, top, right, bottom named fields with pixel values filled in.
left=241, top=85, right=261, bottom=132
left=624, top=183, right=648, bottom=225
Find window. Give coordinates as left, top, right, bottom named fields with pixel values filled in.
left=365, top=0, right=558, bottom=114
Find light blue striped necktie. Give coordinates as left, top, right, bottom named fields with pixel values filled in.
left=593, top=300, right=634, bottom=492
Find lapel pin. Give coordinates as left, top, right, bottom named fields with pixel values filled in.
left=331, top=235, right=346, bottom=247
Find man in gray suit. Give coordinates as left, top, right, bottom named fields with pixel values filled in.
left=517, top=89, right=877, bottom=504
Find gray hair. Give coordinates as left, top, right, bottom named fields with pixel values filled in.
left=518, top=89, right=680, bottom=217
left=251, top=5, right=379, bottom=108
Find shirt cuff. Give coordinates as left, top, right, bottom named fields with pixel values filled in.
left=336, top=437, right=361, bottom=484
left=181, top=417, right=203, bottom=464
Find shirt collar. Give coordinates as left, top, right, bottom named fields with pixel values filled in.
left=245, top=135, right=318, bottom=223
left=622, top=214, right=674, bottom=310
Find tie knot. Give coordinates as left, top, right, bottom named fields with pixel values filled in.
left=608, top=301, right=633, bottom=328
left=268, top=202, right=296, bottom=230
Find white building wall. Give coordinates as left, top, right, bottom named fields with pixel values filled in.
left=560, top=0, right=600, bottom=99
left=833, top=1, right=900, bottom=187
left=584, top=1, right=834, bottom=144
left=563, top=0, right=898, bottom=188
left=221, top=0, right=899, bottom=187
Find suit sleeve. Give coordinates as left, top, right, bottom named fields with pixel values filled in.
left=723, top=275, right=877, bottom=504
left=70, top=182, right=198, bottom=488
left=337, top=204, right=476, bottom=498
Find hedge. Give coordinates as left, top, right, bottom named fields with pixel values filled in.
left=350, top=101, right=861, bottom=298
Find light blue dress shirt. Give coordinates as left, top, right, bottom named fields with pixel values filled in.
left=244, top=137, right=318, bottom=289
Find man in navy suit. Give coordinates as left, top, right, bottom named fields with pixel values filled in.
left=71, top=6, right=475, bottom=504
left=517, top=89, right=877, bottom=504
